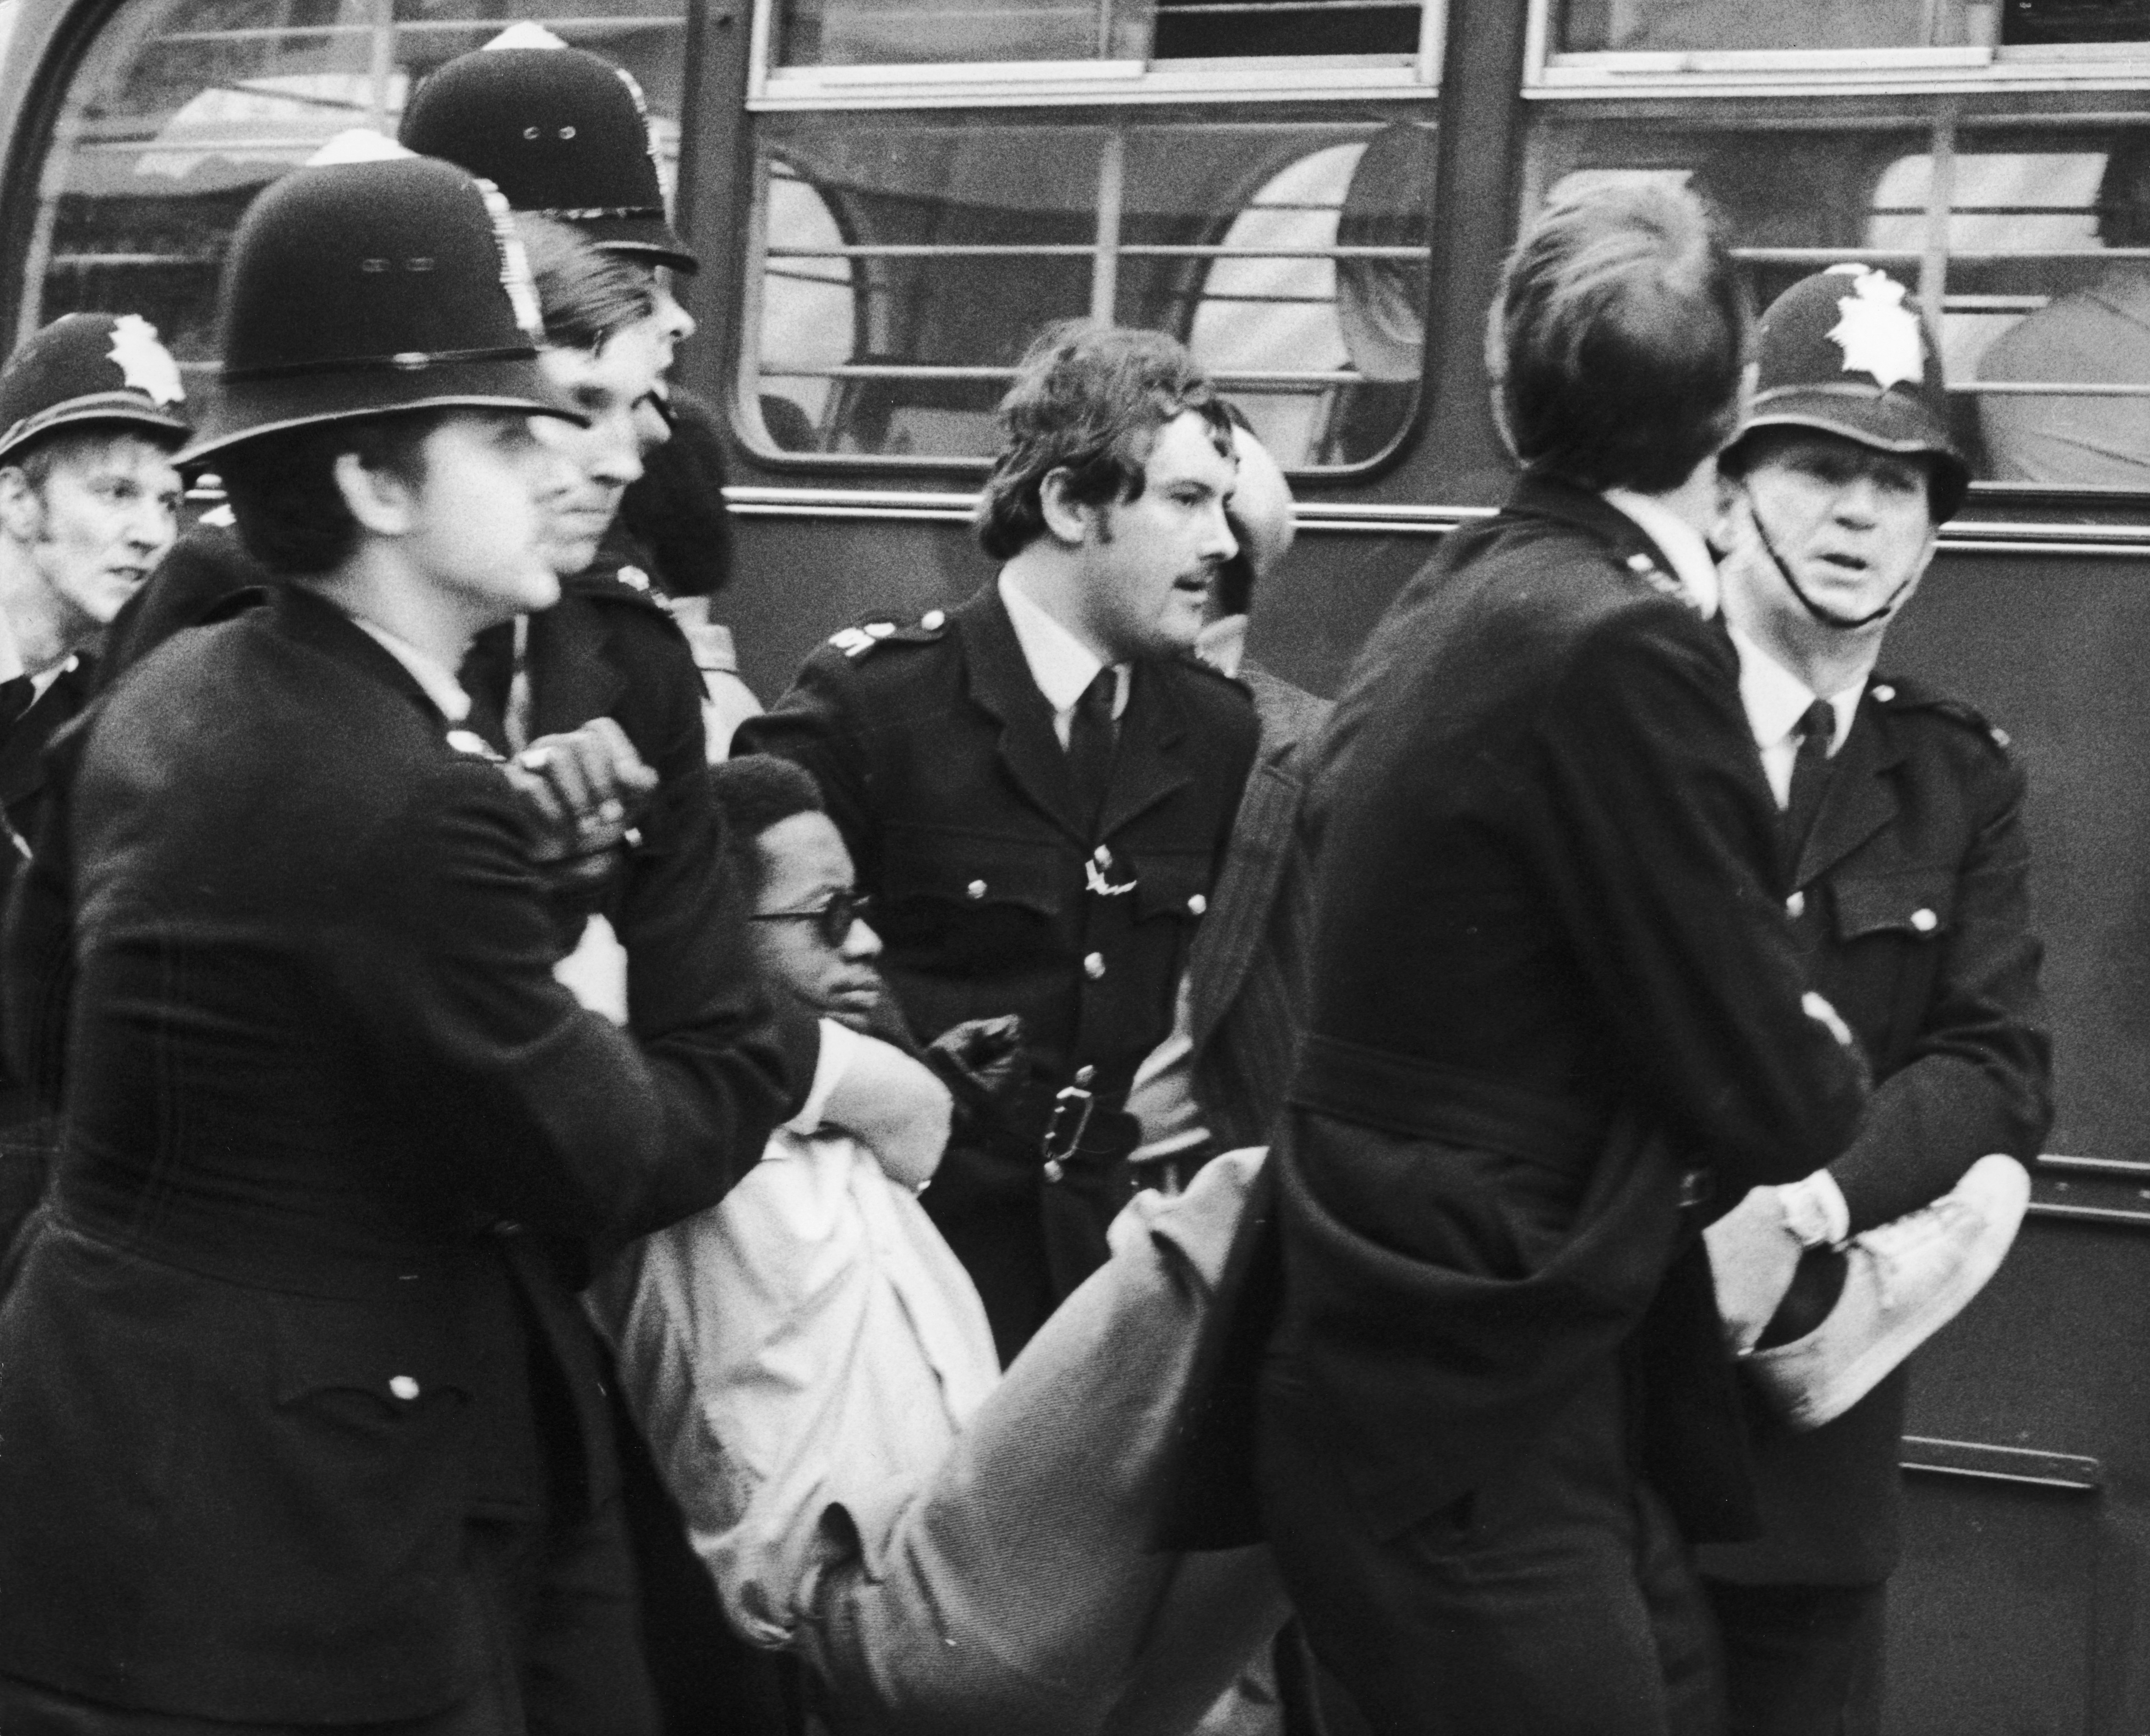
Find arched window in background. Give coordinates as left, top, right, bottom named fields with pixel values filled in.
left=21, top=0, right=686, bottom=386
left=745, top=116, right=1437, bottom=468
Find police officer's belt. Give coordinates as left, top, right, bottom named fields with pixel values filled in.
left=998, top=1077, right=1142, bottom=1179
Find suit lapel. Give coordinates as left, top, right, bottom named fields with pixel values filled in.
left=1794, top=700, right=1902, bottom=890
left=955, top=587, right=1087, bottom=843
left=0, top=664, right=89, bottom=809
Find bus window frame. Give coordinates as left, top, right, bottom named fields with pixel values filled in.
left=1519, top=0, right=2150, bottom=511
left=1522, top=0, right=2150, bottom=97
left=747, top=0, right=1449, bottom=106
left=732, top=1, right=1449, bottom=479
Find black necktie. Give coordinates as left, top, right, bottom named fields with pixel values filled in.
left=1066, top=668, right=1118, bottom=836
left=1783, top=697, right=1836, bottom=879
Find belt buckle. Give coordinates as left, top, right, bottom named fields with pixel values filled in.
left=1042, top=1084, right=1095, bottom=1183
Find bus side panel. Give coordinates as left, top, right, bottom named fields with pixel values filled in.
left=1892, top=1205, right=2150, bottom=1736
left=1882, top=551, right=2150, bottom=1167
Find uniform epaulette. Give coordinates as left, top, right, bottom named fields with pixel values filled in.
left=566, top=562, right=673, bottom=617
left=1866, top=674, right=2015, bottom=755
left=826, top=607, right=950, bottom=660
left=1174, top=650, right=1253, bottom=698
left=1618, top=548, right=1703, bottom=614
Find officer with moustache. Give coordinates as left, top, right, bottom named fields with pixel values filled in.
left=1698, top=265, right=2051, bottom=1736
left=740, top=321, right=1260, bottom=1363
left=0, top=154, right=941, bottom=1735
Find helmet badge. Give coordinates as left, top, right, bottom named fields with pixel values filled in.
left=475, top=178, right=546, bottom=343
left=108, top=314, right=184, bottom=406
left=1827, top=267, right=1925, bottom=395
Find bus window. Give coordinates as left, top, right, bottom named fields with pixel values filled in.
left=1526, top=106, right=2150, bottom=495
left=1553, top=0, right=1996, bottom=52
left=742, top=112, right=1437, bottom=468
left=1550, top=0, right=2150, bottom=51
left=20, top=0, right=686, bottom=369
left=771, top=0, right=1422, bottom=69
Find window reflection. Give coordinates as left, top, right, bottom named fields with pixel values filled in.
left=1556, top=0, right=2003, bottom=51
left=1532, top=112, right=2150, bottom=492
left=24, top=0, right=685, bottom=365
left=747, top=114, right=1435, bottom=466
left=771, top=0, right=1423, bottom=68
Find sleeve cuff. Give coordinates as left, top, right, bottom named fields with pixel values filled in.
left=783, top=1018, right=859, bottom=1135
left=1780, top=1168, right=1851, bottom=1248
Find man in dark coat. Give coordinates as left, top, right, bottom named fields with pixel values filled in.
left=739, top=321, right=1259, bottom=1363
left=1695, top=265, right=2052, bottom=1736
left=1254, top=181, right=1872, bottom=1736
left=0, top=156, right=941, bottom=1736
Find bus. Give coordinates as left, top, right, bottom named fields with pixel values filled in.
left=1, top=0, right=2147, bottom=1728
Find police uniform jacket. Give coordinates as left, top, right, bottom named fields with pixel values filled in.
left=1700, top=674, right=2051, bottom=1588
left=0, top=586, right=814, bottom=1722
left=1266, top=475, right=1870, bottom=1539
left=736, top=581, right=1258, bottom=1356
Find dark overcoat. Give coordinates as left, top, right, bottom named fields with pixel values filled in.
left=1262, top=475, right=1871, bottom=1540
left=0, top=587, right=811, bottom=1721
left=1700, top=674, right=2050, bottom=1587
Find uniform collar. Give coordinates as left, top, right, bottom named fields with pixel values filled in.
left=1600, top=488, right=1721, bottom=618
left=1729, top=623, right=1862, bottom=757
left=997, top=569, right=1123, bottom=715
left=348, top=615, right=473, bottom=724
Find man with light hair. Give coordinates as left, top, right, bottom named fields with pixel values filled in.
left=0, top=310, right=189, bottom=1269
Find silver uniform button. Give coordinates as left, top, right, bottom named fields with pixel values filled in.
left=921, top=609, right=946, bottom=630
left=1786, top=890, right=1805, bottom=918
left=1075, top=1064, right=1095, bottom=1085
left=1872, top=684, right=1895, bottom=703
left=967, top=879, right=986, bottom=900
left=1083, top=952, right=1106, bottom=980
left=1188, top=893, right=1207, bottom=915
left=388, top=1376, right=421, bottom=1402
left=1910, top=907, right=1938, bottom=933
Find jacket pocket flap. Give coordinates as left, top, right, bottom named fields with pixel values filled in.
left=1129, top=849, right=1213, bottom=921
left=273, top=1300, right=477, bottom=1408
left=1830, top=870, right=1955, bottom=941
left=882, top=827, right=1064, bottom=916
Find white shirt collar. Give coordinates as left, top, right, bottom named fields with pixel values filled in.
left=997, top=571, right=1127, bottom=721
left=350, top=616, right=473, bottom=724
left=1600, top=488, right=1721, bottom=619
left=1729, top=622, right=1862, bottom=757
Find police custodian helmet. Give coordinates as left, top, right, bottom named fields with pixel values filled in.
left=179, top=155, right=580, bottom=466
left=0, top=313, right=191, bottom=467
left=1729, top=263, right=1970, bottom=522
left=398, top=42, right=696, bottom=274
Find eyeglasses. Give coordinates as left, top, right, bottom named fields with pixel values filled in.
left=749, top=889, right=871, bottom=948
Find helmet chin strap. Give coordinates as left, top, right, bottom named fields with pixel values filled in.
left=1742, top=496, right=1919, bottom=633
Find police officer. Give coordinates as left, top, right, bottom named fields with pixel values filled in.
left=0, top=313, right=187, bottom=857
left=739, top=321, right=1260, bottom=1363
left=0, top=152, right=941, bottom=1736
left=399, top=33, right=696, bottom=355
left=1698, top=264, right=2052, bottom=1736
left=0, top=311, right=189, bottom=1268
